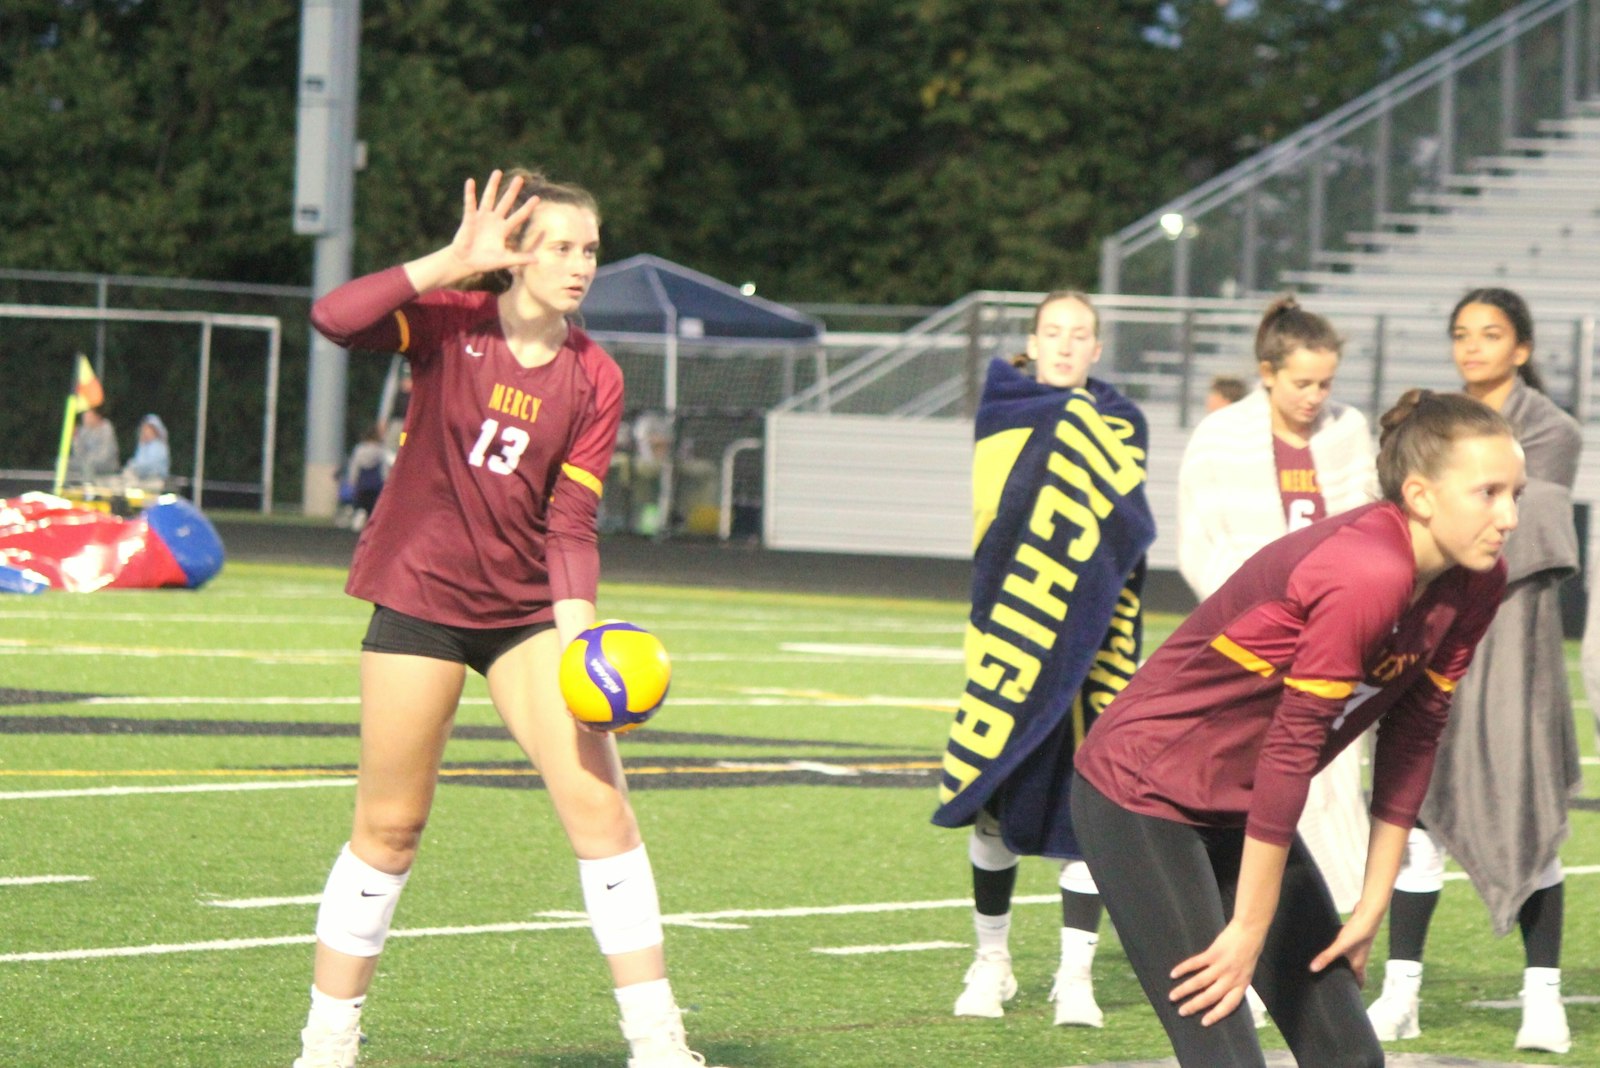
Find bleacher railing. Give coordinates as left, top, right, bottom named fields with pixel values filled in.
left=782, top=292, right=1598, bottom=426
left=1100, top=0, right=1600, bottom=299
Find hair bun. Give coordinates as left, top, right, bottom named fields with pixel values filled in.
left=1378, top=388, right=1429, bottom=446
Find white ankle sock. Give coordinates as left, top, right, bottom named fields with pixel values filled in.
left=308, top=984, right=363, bottom=1029
left=974, top=911, right=1010, bottom=955
left=616, top=977, right=676, bottom=1030
left=1524, top=966, right=1562, bottom=994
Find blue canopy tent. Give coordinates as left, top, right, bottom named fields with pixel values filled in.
left=580, top=254, right=823, bottom=535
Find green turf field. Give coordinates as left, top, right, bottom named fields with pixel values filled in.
left=0, top=562, right=1595, bottom=1067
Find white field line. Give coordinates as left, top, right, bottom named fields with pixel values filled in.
left=0, top=779, right=355, bottom=801
left=13, top=862, right=1600, bottom=965
left=0, top=895, right=1061, bottom=965
left=0, top=640, right=352, bottom=663
left=0, top=610, right=958, bottom=636
left=205, top=894, right=322, bottom=909
left=780, top=642, right=962, bottom=661
left=8, top=690, right=953, bottom=711
left=0, top=875, right=93, bottom=887
left=813, top=940, right=966, bottom=956
left=0, top=612, right=362, bottom=625
left=0, top=642, right=954, bottom=667
left=1468, top=994, right=1600, bottom=1010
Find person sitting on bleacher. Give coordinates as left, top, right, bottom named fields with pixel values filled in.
left=122, top=413, right=171, bottom=490
left=67, top=407, right=120, bottom=483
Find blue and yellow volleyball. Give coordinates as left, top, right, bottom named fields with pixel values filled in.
left=559, top=620, right=672, bottom=732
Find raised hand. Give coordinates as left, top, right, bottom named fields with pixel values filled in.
left=443, top=169, right=543, bottom=277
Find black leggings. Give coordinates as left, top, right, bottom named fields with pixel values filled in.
left=1071, top=774, right=1383, bottom=1068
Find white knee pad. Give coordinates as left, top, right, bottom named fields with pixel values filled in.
left=1393, top=827, right=1446, bottom=894
left=968, top=817, right=1020, bottom=873
left=579, top=844, right=664, bottom=957
left=1535, top=856, right=1563, bottom=891
left=314, top=843, right=409, bottom=958
left=1059, top=859, right=1097, bottom=896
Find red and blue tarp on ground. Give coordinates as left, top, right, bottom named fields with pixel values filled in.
left=0, top=494, right=225, bottom=594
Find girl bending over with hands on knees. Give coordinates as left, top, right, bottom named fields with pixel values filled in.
left=293, top=170, right=726, bottom=1068
left=1072, top=389, right=1522, bottom=1068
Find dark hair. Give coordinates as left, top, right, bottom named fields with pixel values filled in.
left=1030, top=290, right=1099, bottom=338
left=1376, top=389, right=1513, bottom=505
left=1450, top=287, right=1543, bottom=392
left=1255, top=294, right=1341, bottom=370
left=468, top=167, right=601, bottom=293
left=1209, top=375, right=1248, bottom=404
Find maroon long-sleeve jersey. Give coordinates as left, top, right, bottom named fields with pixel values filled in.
left=311, top=266, right=622, bottom=628
left=1076, top=501, right=1505, bottom=847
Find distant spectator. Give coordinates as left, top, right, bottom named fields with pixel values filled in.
left=122, top=413, right=171, bottom=487
left=385, top=367, right=412, bottom=451
left=1205, top=374, right=1248, bottom=413
left=67, top=407, right=120, bottom=482
left=343, top=423, right=390, bottom=531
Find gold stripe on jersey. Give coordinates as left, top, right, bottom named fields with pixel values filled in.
left=562, top=462, right=603, bottom=496
left=1284, top=676, right=1355, bottom=700
left=393, top=310, right=411, bottom=352
left=1210, top=634, right=1276, bottom=678
left=1426, top=669, right=1456, bottom=693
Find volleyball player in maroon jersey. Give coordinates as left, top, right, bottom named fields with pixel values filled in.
left=291, top=171, right=724, bottom=1068
left=1073, top=390, right=1523, bottom=1068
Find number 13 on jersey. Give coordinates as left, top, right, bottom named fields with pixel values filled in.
left=468, top=418, right=530, bottom=475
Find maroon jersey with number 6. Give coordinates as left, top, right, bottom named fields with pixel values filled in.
left=311, top=266, right=623, bottom=628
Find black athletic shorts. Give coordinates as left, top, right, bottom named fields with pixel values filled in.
left=361, top=605, right=554, bottom=677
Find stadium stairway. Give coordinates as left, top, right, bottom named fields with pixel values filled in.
left=1279, top=98, right=1600, bottom=384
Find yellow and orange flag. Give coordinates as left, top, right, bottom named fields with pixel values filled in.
left=73, top=354, right=104, bottom=413
left=55, top=354, right=106, bottom=492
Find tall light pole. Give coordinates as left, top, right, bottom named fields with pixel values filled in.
left=293, top=0, right=361, bottom=517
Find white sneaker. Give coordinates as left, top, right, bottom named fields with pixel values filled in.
left=1049, top=965, right=1104, bottom=1028
left=1245, top=985, right=1269, bottom=1030
left=953, top=949, right=1017, bottom=1018
left=1515, top=970, right=1571, bottom=1054
left=292, top=1017, right=362, bottom=1068
left=1367, top=960, right=1422, bottom=1041
left=623, top=1006, right=726, bottom=1068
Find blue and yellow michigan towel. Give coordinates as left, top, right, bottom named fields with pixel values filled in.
left=932, top=359, right=1155, bottom=858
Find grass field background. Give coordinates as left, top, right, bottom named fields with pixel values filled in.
left=0, top=559, right=1595, bottom=1067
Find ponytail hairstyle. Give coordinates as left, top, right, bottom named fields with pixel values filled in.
left=1255, top=293, right=1341, bottom=370
left=1376, top=388, right=1514, bottom=505
left=463, top=166, right=602, bottom=293
left=1450, top=287, right=1544, bottom=392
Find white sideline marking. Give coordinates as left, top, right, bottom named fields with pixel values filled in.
left=0, top=778, right=355, bottom=801
left=0, top=875, right=92, bottom=887
left=813, top=940, right=965, bottom=956
left=0, top=895, right=1061, bottom=965
left=779, top=642, right=963, bottom=662
left=206, top=894, right=322, bottom=909
left=0, top=611, right=360, bottom=625
left=1468, top=994, right=1600, bottom=1010
left=534, top=909, right=748, bottom=931
left=14, top=692, right=948, bottom=710
left=0, top=640, right=351, bottom=664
